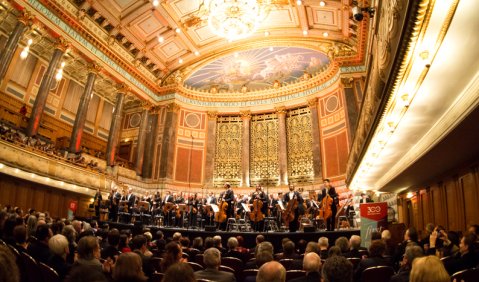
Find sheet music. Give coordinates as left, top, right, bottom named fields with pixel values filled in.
left=242, top=203, right=251, bottom=213
left=278, top=200, right=285, bottom=210
left=210, top=204, right=219, bottom=213
left=312, top=200, right=319, bottom=209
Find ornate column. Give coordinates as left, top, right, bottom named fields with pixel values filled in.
left=240, top=110, right=251, bottom=187
left=142, top=107, right=159, bottom=178
left=69, top=62, right=100, bottom=153
left=106, top=84, right=128, bottom=166
left=308, top=98, right=323, bottom=182
left=275, top=106, right=289, bottom=186
left=0, top=11, right=32, bottom=83
left=159, top=103, right=180, bottom=180
left=135, top=102, right=150, bottom=175
left=26, top=39, right=69, bottom=137
left=204, top=111, right=218, bottom=187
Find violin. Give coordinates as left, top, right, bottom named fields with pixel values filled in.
left=249, top=198, right=264, bottom=223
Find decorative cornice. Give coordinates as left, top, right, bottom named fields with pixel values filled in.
left=166, top=103, right=181, bottom=113
left=116, top=83, right=130, bottom=94
left=17, top=10, right=34, bottom=25
left=275, top=106, right=287, bottom=116
left=87, top=61, right=102, bottom=74
left=54, top=37, right=70, bottom=52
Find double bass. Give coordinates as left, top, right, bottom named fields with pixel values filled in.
left=215, top=194, right=228, bottom=223
left=282, top=195, right=298, bottom=226
left=319, top=193, right=333, bottom=220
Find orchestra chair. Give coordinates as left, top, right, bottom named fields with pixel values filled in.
left=38, top=262, right=60, bottom=282
left=19, top=251, right=43, bottom=282
left=360, top=266, right=395, bottom=282
left=226, top=218, right=237, bottom=231
left=150, top=272, right=164, bottom=282
left=263, top=217, right=279, bottom=232
left=451, top=267, right=479, bottom=282
left=187, top=261, right=204, bottom=271
left=279, top=258, right=295, bottom=270
left=347, top=257, right=361, bottom=269
left=286, top=270, right=306, bottom=281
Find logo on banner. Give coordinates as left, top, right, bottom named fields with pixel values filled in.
left=367, top=206, right=382, bottom=215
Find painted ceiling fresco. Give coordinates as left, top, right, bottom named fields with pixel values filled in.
left=184, top=47, right=331, bottom=92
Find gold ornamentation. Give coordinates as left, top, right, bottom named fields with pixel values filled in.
left=87, top=61, right=102, bottom=74
left=250, top=113, right=279, bottom=187
left=116, top=83, right=130, bottom=94
left=213, top=116, right=243, bottom=187
left=140, top=101, right=151, bottom=110
left=240, top=110, right=251, bottom=119
left=55, top=37, right=70, bottom=52
left=287, top=107, right=314, bottom=184
left=166, top=103, right=181, bottom=113
left=207, top=111, right=218, bottom=120
left=307, top=98, right=318, bottom=108
left=275, top=106, right=287, bottom=116
left=18, top=10, right=34, bottom=25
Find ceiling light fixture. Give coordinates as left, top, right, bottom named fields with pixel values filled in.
left=302, top=30, right=308, bottom=36
left=320, top=1, right=326, bottom=6
left=175, top=27, right=181, bottom=33
left=20, top=38, right=33, bottom=60
left=194, top=51, right=200, bottom=56
left=322, top=32, right=329, bottom=37
left=205, top=0, right=273, bottom=41
left=296, top=0, right=302, bottom=6
left=152, top=0, right=159, bottom=7
left=158, top=36, right=164, bottom=43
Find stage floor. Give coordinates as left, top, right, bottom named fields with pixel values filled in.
left=106, top=221, right=360, bottom=251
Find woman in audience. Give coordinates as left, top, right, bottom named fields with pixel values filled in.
left=112, top=252, right=147, bottom=282
left=160, top=241, right=184, bottom=272
left=26, top=215, right=37, bottom=238
left=409, top=256, right=450, bottom=282
left=0, top=245, right=19, bottom=282
left=163, top=262, right=196, bottom=282
left=118, top=234, right=131, bottom=253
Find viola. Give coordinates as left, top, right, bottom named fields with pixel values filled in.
left=249, top=199, right=264, bottom=222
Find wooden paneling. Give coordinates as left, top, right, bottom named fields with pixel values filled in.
left=399, top=166, right=479, bottom=232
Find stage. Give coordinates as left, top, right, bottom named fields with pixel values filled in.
left=106, top=221, right=360, bottom=251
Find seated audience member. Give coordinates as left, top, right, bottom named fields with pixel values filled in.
left=62, top=225, right=77, bottom=264
left=66, top=236, right=110, bottom=282
left=318, top=237, right=329, bottom=260
left=235, top=235, right=250, bottom=254
left=441, top=232, right=478, bottom=275
left=163, top=262, right=196, bottom=282
left=101, top=228, right=121, bottom=261
left=322, top=255, right=353, bottom=282
left=118, top=234, right=131, bottom=253
left=154, top=230, right=167, bottom=252
left=204, top=236, right=214, bottom=250
left=354, top=240, right=390, bottom=281
left=291, top=241, right=320, bottom=270
left=26, top=215, right=38, bottom=239
left=225, top=236, right=243, bottom=260
left=48, top=234, right=72, bottom=280
left=131, top=235, right=155, bottom=278
left=328, top=246, right=342, bottom=258
left=390, top=245, right=423, bottom=282
left=257, top=261, right=286, bottom=282
left=409, top=256, right=450, bottom=282
left=0, top=245, right=20, bottom=282
left=213, top=235, right=227, bottom=254
left=345, top=235, right=364, bottom=258
left=280, top=240, right=300, bottom=259
left=172, top=232, right=182, bottom=243
left=419, top=223, right=435, bottom=250
left=441, top=231, right=460, bottom=257
left=191, top=236, right=203, bottom=252
left=395, top=227, right=419, bottom=265
left=194, top=247, right=236, bottom=282
left=112, top=252, right=147, bottom=282
left=65, top=264, right=108, bottom=282
left=382, top=230, right=396, bottom=256
left=290, top=252, right=321, bottom=282
left=12, top=225, right=28, bottom=254
left=468, top=224, right=479, bottom=236
left=335, top=237, right=350, bottom=255
left=305, top=241, right=320, bottom=255
left=245, top=242, right=274, bottom=269
left=161, top=241, right=184, bottom=272
left=27, top=223, right=52, bottom=263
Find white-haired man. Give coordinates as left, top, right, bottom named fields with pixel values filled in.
left=194, top=247, right=236, bottom=282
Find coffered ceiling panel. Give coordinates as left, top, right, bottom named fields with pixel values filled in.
left=170, top=0, right=202, bottom=17
left=132, top=14, right=168, bottom=39
left=261, top=8, right=299, bottom=28
left=189, top=24, right=217, bottom=43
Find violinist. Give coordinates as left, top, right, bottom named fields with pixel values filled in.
left=323, top=179, right=339, bottom=231
left=283, top=184, right=303, bottom=232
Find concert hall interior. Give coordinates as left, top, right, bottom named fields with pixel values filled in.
left=1, top=0, right=479, bottom=281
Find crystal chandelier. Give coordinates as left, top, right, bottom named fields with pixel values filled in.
left=205, top=0, right=271, bottom=41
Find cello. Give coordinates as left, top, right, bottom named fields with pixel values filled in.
left=215, top=194, right=228, bottom=223
left=249, top=196, right=265, bottom=223
left=319, top=193, right=333, bottom=220
left=282, top=194, right=298, bottom=226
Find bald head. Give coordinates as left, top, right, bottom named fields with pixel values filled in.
left=303, top=252, right=321, bottom=273
left=257, top=261, right=286, bottom=282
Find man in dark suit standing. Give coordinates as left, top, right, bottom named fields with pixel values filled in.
left=126, top=188, right=136, bottom=223
left=109, top=187, right=121, bottom=222
left=360, top=192, right=374, bottom=204
left=323, top=179, right=338, bottom=231
left=194, top=248, right=236, bottom=282
left=93, top=188, right=102, bottom=219
left=162, top=191, right=174, bottom=226
left=283, top=184, right=303, bottom=232
left=223, top=183, right=235, bottom=220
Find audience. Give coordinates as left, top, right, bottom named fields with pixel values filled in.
left=163, top=262, right=196, bottom=282
left=27, top=223, right=52, bottom=264
left=390, top=245, right=423, bottom=282
left=322, top=255, right=353, bottom=282
left=354, top=239, right=390, bottom=281
left=112, top=252, right=147, bottom=282
left=0, top=245, right=19, bottom=282
left=318, top=236, right=329, bottom=260
left=194, top=247, right=236, bottom=282
left=257, top=261, right=286, bottom=282
left=131, top=235, right=154, bottom=277
left=47, top=234, right=71, bottom=280
left=290, top=252, right=321, bottom=282
left=409, top=256, right=450, bottom=282
left=161, top=241, right=184, bottom=272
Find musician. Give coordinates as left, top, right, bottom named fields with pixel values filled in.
left=162, top=191, right=174, bottom=226
left=249, top=185, right=268, bottom=231
left=205, top=192, right=216, bottom=205
left=108, top=187, right=121, bottom=222
left=188, top=194, right=200, bottom=228
left=360, top=192, right=374, bottom=203
left=124, top=188, right=136, bottom=223
left=283, top=184, right=303, bottom=232
left=323, top=179, right=339, bottom=231
left=174, top=193, right=185, bottom=227
left=93, top=188, right=102, bottom=219
left=223, top=183, right=235, bottom=219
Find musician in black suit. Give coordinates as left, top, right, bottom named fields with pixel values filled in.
left=359, top=192, right=374, bottom=203
left=283, top=184, right=303, bottom=232
left=324, top=179, right=338, bottom=231
left=162, top=191, right=174, bottom=226
left=109, top=188, right=121, bottom=222
left=174, top=193, right=185, bottom=227
left=204, top=192, right=217, bottom=205
left=125, top=188, right=136, bottom=223
left=223, top=183, right=235, bottom=220
left=93, top=188, right=102, bottom=219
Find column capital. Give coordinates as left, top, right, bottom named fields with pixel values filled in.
left=150, top=106, right=161, bottom=114
left=87, top=61, right=102, bottom=74
left=54, top=37, right=70, bottom=52
left=240, top=110, right=251, bottom=120
left=116, top=82, right=130, bottom=94
left=17, top=10, right=34, bottom=25
left=140, top=100, right=152, bottom=110
left=166, top=102, right=181, bottom=113
left=275, top=106, right=287, bottom=117
left=207, top=111, right=218, bottom=120
left=307, top=97, right=318, bottom=108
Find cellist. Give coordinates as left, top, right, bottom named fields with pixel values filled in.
left=283, top=184, right=303, bottom=232
left=323, top=179, right=339, bottom=231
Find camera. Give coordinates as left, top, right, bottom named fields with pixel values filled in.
left=352, top=6, right=364, bottom=21
left=351, top=2, right=375, bottom=21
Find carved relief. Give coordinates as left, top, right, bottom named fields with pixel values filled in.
left=378, top=0, right=403, bottom=81
left=287, top=107, right=314, bottom=184
left=213, top=117, right=243, bottom=187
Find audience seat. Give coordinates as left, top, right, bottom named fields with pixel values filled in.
left=286, top=270, right=306, bottom=281
left=38, top=262, right=60, bottom=282
left=196, top=279, right=212, bottom=282
left=187, top=261, right=204, bottom=271
left=348, top=257, right=361, bottom=269
left=451, top=267, right=479, bottom=282
left=19, top=252, right=43, bottom=282
left=221, top=257, right=244, bottom=273
left=195, top=253, right=205, bottom=267
left=279, top=258, right=295, bottom=270
left=242, top=268, right=259, bottom=282
left=219, top=265, right=235, bottom=273
left=150, top=257, right=163, bottom=273
left=150, top=272, right=164, bottom=282
left=360, top=266, right=395, bottom=282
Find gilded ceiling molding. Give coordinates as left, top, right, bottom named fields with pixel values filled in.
left=345, top=0, right=428, bottom=184
left=140, top=101, right=151, bottom=110
left=116, top=83, right=130, bottom=94
left=17, top=10, right=34, bottom=25
left=207, top=111, right=218, bottom=120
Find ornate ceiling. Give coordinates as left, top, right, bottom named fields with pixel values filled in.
left=8, top=0, right=370, bottom=105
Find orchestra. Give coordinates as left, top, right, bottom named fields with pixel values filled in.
left=98, top=179, right=360, bottom=233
